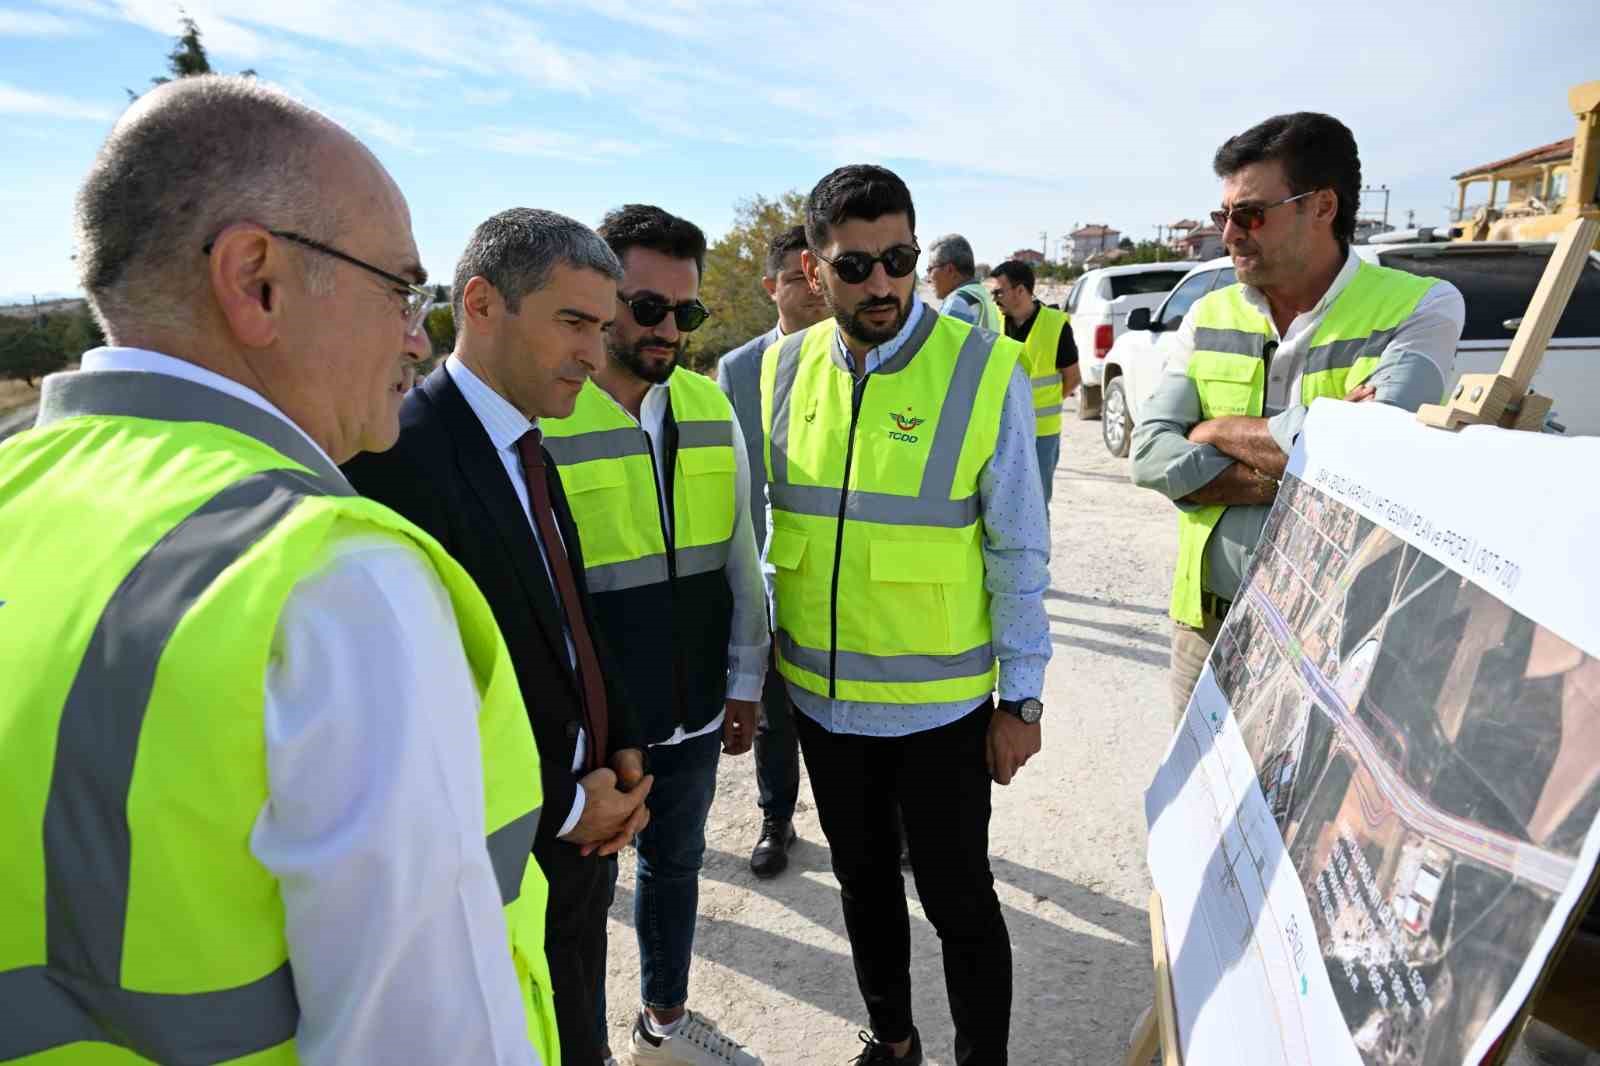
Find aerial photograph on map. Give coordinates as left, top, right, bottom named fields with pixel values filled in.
left=1208, top=472, right=1600, bottom=1066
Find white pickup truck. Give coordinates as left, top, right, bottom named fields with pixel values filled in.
left=1064, top=262, right=1196, bottom=418
left=1097, top=241, right=1600, bottom=456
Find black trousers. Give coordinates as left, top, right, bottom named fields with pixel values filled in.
left=533, top=835, right=616, bottom=1065
left=794, top=700, right=1012, bottom=1065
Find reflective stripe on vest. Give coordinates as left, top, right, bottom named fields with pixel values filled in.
left=542, top=371, right=737, bottom=593
left=1020, top=304, right=1069, bottom=436
left=1167, top=262, right=1437, bottom=626
left=760, top=312, right=1022, bottom=703
left=0, top=372, right=555, bottom=1064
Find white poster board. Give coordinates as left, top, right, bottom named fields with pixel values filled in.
left=1146, top=401, right=1600, bottom=1065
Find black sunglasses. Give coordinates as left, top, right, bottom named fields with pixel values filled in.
left=813, top=243, right=920, bottom=285
left=1210, top=190, right=1317, bottom=233
left=619, top=292, right=711, bottom=333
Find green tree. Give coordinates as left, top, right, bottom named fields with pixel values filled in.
left=422, top=304, right=455, bottom=365
left=688, top=190, right=807, bottom=373
left=128, top=13, right=254, bottom=100
left=0, top=319, right=69, bottom=388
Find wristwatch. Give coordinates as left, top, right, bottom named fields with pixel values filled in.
left=998, top=698, right=1044, bottom=725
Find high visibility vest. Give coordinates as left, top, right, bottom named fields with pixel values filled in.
left=760, top=311, right=1022, bottom=704
left=541, top=370, right=738, bottom=739
left=1018, top=303, right=1069, bottom=436
left=1169, top=262, right=1438, bottom=627
left=949, top=280, right=1003, bottom=333
left=0, top=372, right=559, bottom=1065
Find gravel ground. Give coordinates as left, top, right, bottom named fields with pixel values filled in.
left=602, top=402, right=1178, bottom=1065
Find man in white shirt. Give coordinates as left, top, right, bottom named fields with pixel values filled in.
left=0, top=76, right=551, bottom=1064
left=541, top=205, right=768, bottom=1066
left=344, top=208, right=653, bottom=1066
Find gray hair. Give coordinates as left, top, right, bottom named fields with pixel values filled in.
left=928, top=233, right=976, bottom=278
left=73, top=75, right=343, bottom=339
left=452, top=208, right=622, bottom=320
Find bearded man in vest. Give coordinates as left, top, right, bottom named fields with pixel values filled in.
left=763, top=165, right=1051, bottom=1065
left=540, top=205, right=768, bottom=1066
left=926, top=233, right=1002, bottom=332
left=0, top=77, right=558, bottom=1064
left=987, top=259, right=1080, bottom=514
left=1131, top=112, right=1465, bottom=723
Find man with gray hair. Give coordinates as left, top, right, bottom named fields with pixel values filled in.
left=0, top=76, right=558, bottom=1063
left=344, top=207, right=652, bottom=1066
left=926, top=233, right=1002, bottom=331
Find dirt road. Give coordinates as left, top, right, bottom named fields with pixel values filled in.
left=602, top=404, right=1179, bottom=1064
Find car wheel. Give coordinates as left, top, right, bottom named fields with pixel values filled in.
left=1076, top=383, right=1101, bottom=420
left=1102, top=377, right=1132, bottom=458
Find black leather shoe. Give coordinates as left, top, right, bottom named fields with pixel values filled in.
left=749, top=816, right=797, bottom=879
left=851, top=1028, right=922, bottom=1064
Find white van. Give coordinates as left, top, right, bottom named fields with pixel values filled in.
left=1064, top=262, right=1195, bottom=419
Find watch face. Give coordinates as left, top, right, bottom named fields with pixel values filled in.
left=1018, top=699, right=1043, bottom=724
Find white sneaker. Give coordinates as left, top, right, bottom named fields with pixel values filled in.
left=629, top=1010, right=763, bottom=1065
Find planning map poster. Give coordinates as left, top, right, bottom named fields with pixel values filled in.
left=1145, top=402, right=1600, bottom=1065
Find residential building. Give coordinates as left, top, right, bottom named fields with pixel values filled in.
left=1066, top=223, right=1120, bottom=267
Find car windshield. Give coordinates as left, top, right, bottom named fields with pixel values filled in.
left=1108, top=270, right=1190, bottom=298
left=1379, top=249, right=1600, bottom=340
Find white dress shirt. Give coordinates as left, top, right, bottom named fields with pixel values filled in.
left=590, top=374, right=770, bottom=745
left=445, top=355, right=592, bottom=837
left=80, top=348, right=539, bottom=1066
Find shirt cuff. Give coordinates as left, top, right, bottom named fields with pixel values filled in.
left=557, top=783, right=585, bottom=840
left=1267, top=406, right=1308, bottom=455
left=725, top=641, right=768, bottom=702
left=996, top=654, right=1047, bottom=703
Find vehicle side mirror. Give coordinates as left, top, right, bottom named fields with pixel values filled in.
left=1127, top=306, right=1154, bottom=331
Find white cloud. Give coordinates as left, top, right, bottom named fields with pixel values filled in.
left=0, top=7, right=90, bottom=34
left=0, top=81, right=115, bottom=121
left=473, top=125, right=645, bottom=163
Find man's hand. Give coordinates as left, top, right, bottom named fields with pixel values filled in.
left=722, top=698, right=758, bottom=756
left=611, top=748, right=646, bottom=790
left=986, top=710, right=1042, bottom=786
left=1344, top=383, right=1377, bottom=403
left=566, top=767, right=653, bottom=857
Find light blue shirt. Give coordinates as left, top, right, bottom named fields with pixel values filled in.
left=785, top=297, right=1052, bottom=737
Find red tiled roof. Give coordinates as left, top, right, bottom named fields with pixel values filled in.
left=1452, top=137, right=1573, bottom=180
left=1071, top=224, right=1119, bottom=238
left=1169, top=219, right=1201, bottom=230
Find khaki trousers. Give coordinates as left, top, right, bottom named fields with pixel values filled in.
left=1169, top=614, right=1224, bottom=726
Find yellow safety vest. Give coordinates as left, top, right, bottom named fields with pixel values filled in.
left=0, top=371, right=559, bottom=1064
left=541, top=369, right=737, bottom=592
left=1018, top=303, right=1069, bottom=436
left=950, top=280, right=1003, bottom=333
left=1170, top=262, right=1438, bottom=626
left=760, top=311, right=1022, bottom=704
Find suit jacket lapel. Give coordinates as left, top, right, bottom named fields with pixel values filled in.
left=424, top=368, right=579, bottom=696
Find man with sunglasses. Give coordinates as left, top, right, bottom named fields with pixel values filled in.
left=761, top=165, right=1050, bottom=1065
left=0, top=77, right=558, bottom=1064
left=715, top=225, right=828, bottom=880
left=1131, top=112, right=1464, bottom=721
left=541, top=205, right=767, bottom=1066
left=927, top=233, right=1002, bottom=332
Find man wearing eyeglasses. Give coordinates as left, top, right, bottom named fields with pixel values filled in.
left=987, top=259, right=1079, bottom=514
left=541, top=205, right=767, bottom=1066
left=926, top=233, right=1002, bottom=332
left=761, top=165, right=1050, bottom=1065
left=1131, top=112, right=1464, bottom=722
left=0, top=77, right=558, bottom=1064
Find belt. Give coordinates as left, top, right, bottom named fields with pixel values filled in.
left=1200, top=591, right=1233, bottom=619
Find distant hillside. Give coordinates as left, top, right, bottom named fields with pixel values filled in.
left=0, top=298, right=88, bottom=320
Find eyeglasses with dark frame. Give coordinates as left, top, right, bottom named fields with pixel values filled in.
left=618, top=292, right=712, bottom=333
left=1209, top=190, right=1319, bottom=233
left=202, top=229, right=433, bottom=334
left=813, top=243, right=921, bottom=285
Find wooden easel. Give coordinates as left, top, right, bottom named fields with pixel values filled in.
left=1129, top=217, right=1600, bottom=1066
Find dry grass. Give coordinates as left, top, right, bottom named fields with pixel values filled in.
left=0, top=378, right=42, bottom=416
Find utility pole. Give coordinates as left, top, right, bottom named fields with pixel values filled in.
left=1040, top=230, right=1048, bottom=263
left=1361, top=184, right=1391, bottom=230
left=1406, top=208, right=1416, bottom=228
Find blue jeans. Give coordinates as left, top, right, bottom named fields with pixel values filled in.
left=754, top=650, right=800, bottom=822
left=1034, top=434, right=1059, bottom=513
left=635, top=728, right=722, bottom=1010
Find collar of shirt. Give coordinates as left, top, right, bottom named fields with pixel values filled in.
left=445, top=354, right=535, bottom=451
left=80, top=346, right=336, bottom=469
left=1236, top=247, right=1361, bottom=341
left=831, top=296, right=926, bottom=375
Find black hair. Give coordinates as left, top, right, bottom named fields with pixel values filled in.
left=1212, top=112, right=1360, bottom=249
left=597, top=203, right=707, bottom=276
left=988, top=259, right=1035, bottom=293
left=765, top=225, right=808, bottom=278
left=804, top=164, right=916, bottom=250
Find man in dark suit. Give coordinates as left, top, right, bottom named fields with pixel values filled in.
left=344, top=208, right=649, bottom=1066
left=715, top=225, right=826, bottom=879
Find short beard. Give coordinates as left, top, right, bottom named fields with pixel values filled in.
left=827, top=291, right=910, bottom=347
left=608, top=334, right=680, bottom=385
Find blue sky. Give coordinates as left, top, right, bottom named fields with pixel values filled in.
left=2, top=0, right=1596, bottom=303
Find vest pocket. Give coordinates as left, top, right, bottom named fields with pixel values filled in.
left=865, top=539, right=959, bottom=654
left=1193, top=358, right=1262, bottom=418
left=676, top=446, right=736, bottom=547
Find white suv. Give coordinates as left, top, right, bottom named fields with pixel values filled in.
left=1099, top=242, right=1600, bottom=457
left=1063, top=262, right=1195, bottom=418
